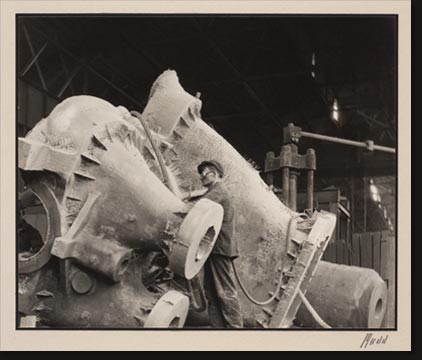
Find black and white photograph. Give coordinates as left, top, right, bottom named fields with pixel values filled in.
left=0, top=0, right=411, bottom=351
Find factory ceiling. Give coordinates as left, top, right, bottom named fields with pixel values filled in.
left=18, top=15, right=397, bottom=177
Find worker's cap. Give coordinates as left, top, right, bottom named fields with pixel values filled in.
left=197, top=160, right=224, bottom=177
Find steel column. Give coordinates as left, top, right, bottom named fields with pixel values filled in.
left=20, top=42, right=48, bottom=77
left=22, top=24, right=47, bottom=90
left=306, top=170, right=314, bottom=210
left=289, top=171, right=298, bottom=211
left=281, top=167, right=290, bottom=206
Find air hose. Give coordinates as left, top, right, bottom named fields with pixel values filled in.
left=130, top=110, right=329, bottom=327
left=298, top=289, right=332, bottom=328
left=187, top=277, right=207, bottom=312
left=130, top=110, right=176, bottom=194
left=232, top=212, right=332, bottom=328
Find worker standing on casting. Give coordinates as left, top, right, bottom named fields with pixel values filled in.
left=196, top=160, right=243, bottom=328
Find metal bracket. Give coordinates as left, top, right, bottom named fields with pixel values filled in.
left=265, top=144, right=316, bottom=172
left=264, top=142, right=316, bottom=211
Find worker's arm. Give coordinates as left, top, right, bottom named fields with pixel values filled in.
left=182, top=188, right=208, bottom=202
left=202, top=187, right=224, bottom=204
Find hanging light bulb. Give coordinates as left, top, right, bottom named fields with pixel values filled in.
left=331, top=98, right=339, bottom=122
left=333, top=98, right=339, bottom=111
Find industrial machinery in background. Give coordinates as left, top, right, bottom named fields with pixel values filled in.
left=17, top=70, right=388, bottom=329
left=262, top=122, right=394, bottom=328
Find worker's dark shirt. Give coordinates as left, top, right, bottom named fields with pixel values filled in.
left=203, top=181, right=239, bottom=259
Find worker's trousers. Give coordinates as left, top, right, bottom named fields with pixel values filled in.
left=203, top=254, right=243, bottom=328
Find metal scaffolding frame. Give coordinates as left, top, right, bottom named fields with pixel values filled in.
left=17, top=16, right=396, bottom=181
left=18, top=21, right=145, bottom=109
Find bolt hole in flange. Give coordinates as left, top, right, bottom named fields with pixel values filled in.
left=367, top=280, right=388, bottom=327
left=169, top=316, right=181, bottom=328
left=112, top=252, right=133, bottom=282
left=18, top=182, right=61, bottom=274
left=374, top=299, right=383, bottom=318
left=195, top=227, right=216, bottom=262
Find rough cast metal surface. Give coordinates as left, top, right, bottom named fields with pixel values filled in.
left=18, top=95, right=224, bottom=328
left=295, top=261, right=388, bottom=328
left=142, top=70, right=339, bottom=326
left=18, top=70, right=386, bottom=329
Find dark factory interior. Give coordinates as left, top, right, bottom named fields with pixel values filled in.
left=16, top=15, right=397, bottom=329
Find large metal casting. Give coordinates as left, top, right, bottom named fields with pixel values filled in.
left=140, top=70, right=339, bottom=327
left=18, top=95, right=223, bottom=328
left=296, top=261, right=388, bottom=328
left=17, top=70, right=388, bottom=329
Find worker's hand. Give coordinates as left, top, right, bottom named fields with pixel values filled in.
left=182, top=188, right=208, bottom=202
left=189, top=188, right=208, bottom=199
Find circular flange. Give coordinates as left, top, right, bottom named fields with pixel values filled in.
left=144, top=290, right=190, bottom=328
left=18, top=181, right=62, bottom=274
left=168, top=198, right=223, bottom=280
